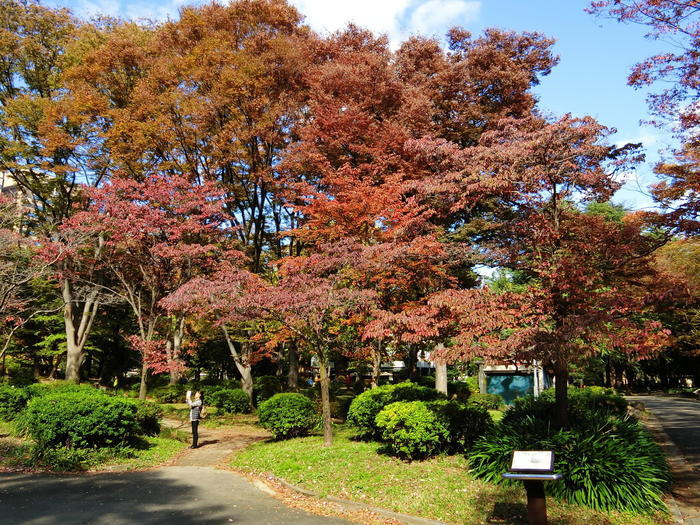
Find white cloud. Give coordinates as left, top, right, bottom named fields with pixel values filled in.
left=407, top=0, right=480, bottom=39
left=290, top=0, right=481, bottom=46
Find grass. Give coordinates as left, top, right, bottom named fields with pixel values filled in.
left=231, top=425, right=670, bottom=525
left=159, top=403, right=259, bottom=429
left=0, top=418, right=187, bottom=472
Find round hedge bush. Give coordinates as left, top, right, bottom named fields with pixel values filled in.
left=25, top=382, right=106, bottom=399
left=209, top=388, right=251, bottom=414
left=467, top=392, right=504, bottom=410
left=21, top=392, right=141, bottom=449
left=374, top=399, right=492, bottom=460
left=258, top=393, right=320, bottom=440
left=0, top=384, right=29, bottom=420
left=346, top=382, right=443, bottom=439
left=427, top=399, right=492, bottom=453
left=375, top=401, right=450, bottom=459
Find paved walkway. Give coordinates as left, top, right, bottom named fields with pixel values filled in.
left=627, top=395, right=700, bottom=525
left=0, top=466, right=353, bottom=524
left=0, top=420, right=354, bottom=525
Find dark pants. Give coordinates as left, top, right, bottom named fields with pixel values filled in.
left=191, top=420, right=199, bottom=447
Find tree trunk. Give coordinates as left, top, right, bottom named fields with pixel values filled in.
left=240, top=365, right=254, bottom=406
left=554, top=363, right=569, bottom=429
left=371, top=341, right=382, bottom=388
left=63, top=279, right=100, bottom=383
left=138, top=360, right=148, bottom=400
left=169, top=316, right=185, bottom=385
left=318, top=352, right=333, bottom=447
left=435, top=359, right=448, bottom=395
left=287, top=342, right=298, bottom=390
left=405, top=345, right=418, bottom=381
left=221, top=326, right=254, bottom=406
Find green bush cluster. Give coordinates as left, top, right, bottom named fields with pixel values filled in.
left=375, top=399, right=491, bottom=460
left=346, top=382, right=444, bottom=439
left=468, top=392, right=504, bottom=410
left=21, top=392, right=141, bottom=450
left=209, top=388, right=251, bottom=414
left=0, top=384, right=29, bottom=420
left=468, top=388, right=669, bottom=514
left=258, top=393, right=320, bottom=440
left=375, top=401, right=449, bottom=459
left=254, top=375, right=282, bottom=405
left=502, top=386, right=627, bottom=426
left=129, top=399, right=163, bottom=436
left=447, top=381, right=471, bottom=402
left=150, top=384, right=188, bottom=403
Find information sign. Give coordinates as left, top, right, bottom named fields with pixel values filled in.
left=510, top=451, right=554, bottom=473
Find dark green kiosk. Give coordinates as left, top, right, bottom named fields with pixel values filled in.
left=502, top=450, right=561, bottom=525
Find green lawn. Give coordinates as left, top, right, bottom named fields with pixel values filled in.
left=231, top=425, right=669, bottom=525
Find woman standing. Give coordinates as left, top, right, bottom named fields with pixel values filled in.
left=185, top=390, right=203, bottom=448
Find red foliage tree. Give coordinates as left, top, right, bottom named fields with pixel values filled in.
left=410, top=115, right=670, bottom=426
left=64, top=173, right=231, bottom=398
left=588, top=1, right=700, bottom=234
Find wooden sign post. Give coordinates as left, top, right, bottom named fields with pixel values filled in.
left=501, top=451, right=561, bottom=525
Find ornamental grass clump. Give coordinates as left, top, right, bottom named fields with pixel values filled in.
left=258, top=393, right=320, bottom=440
left=468, top=389, right=670, bottom=514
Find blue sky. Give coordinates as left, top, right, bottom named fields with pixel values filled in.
left=44, top=0, right=675, bottom=210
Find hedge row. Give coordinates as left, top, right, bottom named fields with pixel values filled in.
left=0, top=382, right=163, bottom=450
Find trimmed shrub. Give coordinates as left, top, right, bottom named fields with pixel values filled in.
left=502, top=387, right=627, bottom=427
left=427, top=399, right=492, bottom=453
left=25, top=382, right=105, bottom=400
left=414, top=375, right=436, bottom=388
left=374, top=399, right=492, bottom=460
left=209, top=388, right=251, bottom=414
left=447, top=381, right=471, bottom=402
left=150, top=384, right=188, bottom=403
left=468, top=392, right=504, bottom=410
left=0, top=384, right=29, bottom=420
left=346, top=382, right=444, bottom=439
left=254, top=375, right=282, bottom=405
left=465, top=376, right=479, bottom=394
left=21, top=392, right=140, bottom=449
left=258, top=393, right=320, bottom=440
left=129, top=400, right=162, bottom=436
left=375, top=401, right=449, bottom=460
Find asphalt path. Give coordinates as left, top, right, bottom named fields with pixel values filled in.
left=0, top=466, right=352, bottom=525
left=627, top=395, right=700, bottom=472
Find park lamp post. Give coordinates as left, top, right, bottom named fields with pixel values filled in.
left=501, top=450, right=561, bottom=525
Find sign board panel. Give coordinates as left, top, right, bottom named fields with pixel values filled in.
left=510, top=450, right=554, bottom=472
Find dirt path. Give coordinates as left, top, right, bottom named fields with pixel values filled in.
left=162, top=418, right=269, bottom=467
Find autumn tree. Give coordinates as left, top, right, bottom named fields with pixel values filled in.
left=89, top=0, right=314, bottom=270
left=589, top=1, right=700, bottom=233
left=65, top=173, right=229, bottom=398
left=258, top=247, right=375, bottom=446
left=0, top=195, right=61, bottom=372
left=161, top=265, right=263, bottom=403
left=0, top=1, right=137, bottom=380
left=409, top=115, right=670, bottom=427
